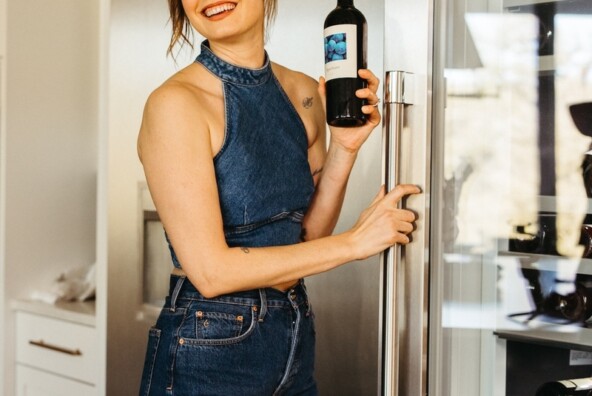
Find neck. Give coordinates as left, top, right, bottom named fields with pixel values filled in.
left=207, top=24, right=266, bottom=69
left=338, top=0, right=354, bottom=6
left=208, top=40, right=266, bottom=69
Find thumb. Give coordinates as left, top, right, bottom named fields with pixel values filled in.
left=318, top=76, right=327, bottom=110
left=370, top=185, right=386, bottom=206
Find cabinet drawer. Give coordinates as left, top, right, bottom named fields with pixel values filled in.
left=16, top=312, right=97, bottom=385
left=16, top=365, right=95, bottom=396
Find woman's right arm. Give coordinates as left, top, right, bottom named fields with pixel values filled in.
left=138, top=84, right=420, bottom=298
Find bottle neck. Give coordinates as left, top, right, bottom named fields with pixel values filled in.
left=337, top=0, right=354, bottom=7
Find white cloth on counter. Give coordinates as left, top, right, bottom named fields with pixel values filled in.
left=30, top=264, right=96, bottom=304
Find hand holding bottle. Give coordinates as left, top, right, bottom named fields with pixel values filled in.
left=347, top=184, right=421, bottom=260
left=318, top=69, right=381, bottom=154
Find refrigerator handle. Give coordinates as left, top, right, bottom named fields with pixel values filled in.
left=380, top=70, right=415, bottom=396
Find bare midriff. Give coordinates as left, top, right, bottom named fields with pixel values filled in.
left=271, top=280, right=300, bottom=292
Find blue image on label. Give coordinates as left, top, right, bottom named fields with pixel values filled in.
left=325, top=33, right=347, bottom=64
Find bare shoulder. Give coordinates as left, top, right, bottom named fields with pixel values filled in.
left=142, top=65, right=212, bottom=126
left=272, top=62, right=320, bottom=100
left=138, top=64, right=221, bottom=161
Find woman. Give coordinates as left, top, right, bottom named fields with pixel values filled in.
left=138, top=0, right=420, bottom=394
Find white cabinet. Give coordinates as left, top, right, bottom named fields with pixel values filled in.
left=15, top=311, right=97, bottom=386
left=14, top=308, right=97, bottom=396
left=16, top=366, right=94, bottom=396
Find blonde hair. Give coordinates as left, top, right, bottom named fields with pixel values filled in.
left=167, top=0, right=278, bottom=56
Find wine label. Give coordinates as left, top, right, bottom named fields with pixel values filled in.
left=324, top=24, right=358, bottom=81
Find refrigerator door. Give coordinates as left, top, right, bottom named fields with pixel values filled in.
left=380, top=1, right=433, bottom=395
left=275, top=2, right=387, bottom=395
left=427, top=0, right=592, bottom=395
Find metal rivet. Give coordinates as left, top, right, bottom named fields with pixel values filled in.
left=179, top=338, right=185, bottom=345
left=252, top=306, right=258, bottom=312
left=196, top=311, right=204, bottom=318
left=237, top=315, right=244, bottom=322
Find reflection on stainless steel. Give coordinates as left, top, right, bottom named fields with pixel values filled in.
left=444, top=13, right=539, bottom=252
left=507, top=266, right=592, bottom=328
left=510, top=220, right=592, bottom=259
left=434, top=2, right=592, bottom=395
left=570, top=102, right=592, bottom=197
left=554, top=15, right=592, bottom=259
left=570, top=102, right=592, bottom=136
left=581, top=225, right=592, bottom=258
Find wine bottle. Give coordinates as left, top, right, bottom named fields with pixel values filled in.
left=536, top=377, right=592, bottom=395
left=542, top=282, right=592, bottom=323
left=324, top=0, right=367, bottom=127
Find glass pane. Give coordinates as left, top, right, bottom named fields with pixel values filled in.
left=432, top=1, right=592, bottom=395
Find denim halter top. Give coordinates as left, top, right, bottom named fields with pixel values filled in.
left=168, top=41, right=315, bottom=269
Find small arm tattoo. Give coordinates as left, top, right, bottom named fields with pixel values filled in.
left=241, top=247, right=250, bottom=254
left=302, top=97, right=314, bottom=109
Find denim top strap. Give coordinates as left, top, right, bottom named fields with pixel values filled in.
left=167, top=41, right=314, bottom=268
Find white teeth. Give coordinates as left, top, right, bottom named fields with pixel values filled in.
left=204, top=3, right=236, bottom=17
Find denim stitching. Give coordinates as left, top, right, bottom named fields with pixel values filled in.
left=212, top=82, right=230, bottom=162
left=195, top=41, right=272, bottom=87
left=224, top=210, right=305, bottom=236
left=273, top=289, right=302, bottom=395
left=180, top=306, right=258, bottom=346
left=141, top=327, right=161, bottom=396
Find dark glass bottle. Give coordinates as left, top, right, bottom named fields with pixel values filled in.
left=324, top=0, right=367, bottom=127
left=536, top=377, right=592, bottom=395
left=542, top=282, right=592, bottom=323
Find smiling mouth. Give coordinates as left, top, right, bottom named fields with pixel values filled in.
left=203, top=2, right=237, bottom=18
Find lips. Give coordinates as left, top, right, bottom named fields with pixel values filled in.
left=202, top=2, right=237, bottom=18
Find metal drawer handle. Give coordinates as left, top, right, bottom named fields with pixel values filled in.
left=29, top=339, right=82, bottom=356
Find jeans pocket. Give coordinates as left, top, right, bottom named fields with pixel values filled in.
left=182, top=302, right=258, bottom=346
left=139, top=327, right=162, bottom=396
left=195, top=311, right=244, bottom=339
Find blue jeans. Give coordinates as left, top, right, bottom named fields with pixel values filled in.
left=139, top=275, right=318, bottom=396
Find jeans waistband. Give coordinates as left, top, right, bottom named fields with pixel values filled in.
left=167, top=275, right=310, bottom=322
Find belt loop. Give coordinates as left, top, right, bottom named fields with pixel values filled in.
left=258, top=288, right=268, bottom=322
left=170, top=275, right=185, bottom=312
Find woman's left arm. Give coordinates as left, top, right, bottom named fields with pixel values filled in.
left=302, top=69, right=381, bottom=241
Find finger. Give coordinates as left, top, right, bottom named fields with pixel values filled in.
left=395, top=208, right=417, bottom=223
left=397, top=211, right=416, bottom=230
left=396, top=216, right=416, bottom=233
left=385, top=184, right=422, bottom=204
left=393, top=233, right=411, bottom=245
left=356, top=87, right=380, bottom=108
left=358, top=92, right=382, bottom=125
left=358, top=69, right=380, bottom=93
left=362, top=102, right=381, bottom=116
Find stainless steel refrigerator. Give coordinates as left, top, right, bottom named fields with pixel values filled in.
left=271, top=0, right=592, bottom=394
